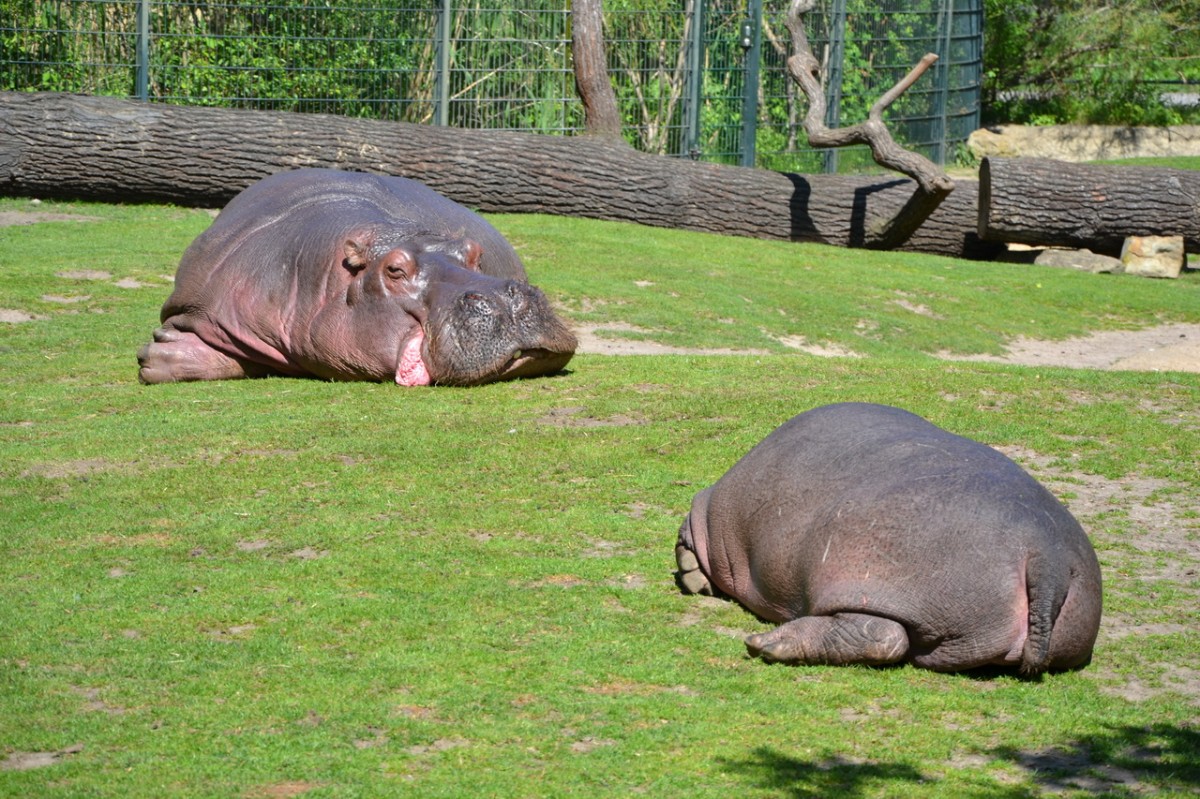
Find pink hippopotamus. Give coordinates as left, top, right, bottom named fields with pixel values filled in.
left=138, top=168, right=576, bottom=386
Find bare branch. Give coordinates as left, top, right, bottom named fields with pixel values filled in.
left=784, top=0, right=954, bottom=249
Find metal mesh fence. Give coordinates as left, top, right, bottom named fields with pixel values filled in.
left=0, top=0, right=980, bottom=172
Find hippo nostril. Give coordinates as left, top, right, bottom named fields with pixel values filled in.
left=462, top=292, right=494, bottom=315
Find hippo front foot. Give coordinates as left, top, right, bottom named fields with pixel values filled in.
left=744, top=613, right=910, bottom=667
left=675, top=544, right=712, bottom=596
left=138, top=327, right=267, bottom=384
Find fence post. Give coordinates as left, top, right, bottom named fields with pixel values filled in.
left=434, top=0, right=451, bottom=126
left=681, top=0, right=705, bottom=159
left=822, top=0, right=847, bottom=174
left=738, top=0, right=762, bottom=167
left=136, top=0, right=149, bottom=101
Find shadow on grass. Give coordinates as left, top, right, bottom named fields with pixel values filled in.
left=721, top=723, right=1200, bottom=797
left=719, top=748, right=926, bottom=797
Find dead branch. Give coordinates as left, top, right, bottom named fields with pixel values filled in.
left=784, top=0, right=955, bottom=249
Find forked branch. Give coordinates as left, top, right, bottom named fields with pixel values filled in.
left=785, top=0, right=955, bottom=249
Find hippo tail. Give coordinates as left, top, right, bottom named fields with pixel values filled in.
left=1019, top=549, right=1071, bottom=676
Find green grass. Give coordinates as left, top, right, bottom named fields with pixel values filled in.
left=2, top=196, right=1199, bottom=797
left=1092, top=155, right=1200, bottom=171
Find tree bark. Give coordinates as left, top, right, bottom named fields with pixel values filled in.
left=571, top=0, right=623, bottom=139
left=0, top=92, right=1001, bottom=259
left=979, top=156, right=1200, bottom=255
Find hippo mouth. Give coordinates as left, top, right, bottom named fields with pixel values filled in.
left=395, top=326, right=572, bottom=387
left=396, top=327, right=432, bottom=386
left=492, top=347, right=574, bottom=382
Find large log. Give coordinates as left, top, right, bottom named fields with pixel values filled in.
left=0, top=92, right=1002, bottom=259
left=979, top=156, right=1200, bottom=255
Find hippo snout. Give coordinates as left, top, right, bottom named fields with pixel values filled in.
left=425, top=280, right=576, bottom=386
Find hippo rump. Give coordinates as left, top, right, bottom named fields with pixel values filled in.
left=675, top=403, right=1102, bottom=674
left=138, top=168, right=576, bottom=386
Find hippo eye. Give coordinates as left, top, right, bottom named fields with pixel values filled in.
left=384, top=252, right=416, bottom=280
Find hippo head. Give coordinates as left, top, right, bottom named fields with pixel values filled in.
left=342, top=232, right=577, bottom=386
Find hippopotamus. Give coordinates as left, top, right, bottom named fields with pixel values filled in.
left=675, top=403, right=1102, bottom=674
left=138, top=168, right=576, bottom=386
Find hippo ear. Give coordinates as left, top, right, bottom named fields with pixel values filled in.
left=459, top=239, right=484, bottom=272
left=440, top=237, right=483, bottom=272
left=343, top=239, right=370, bottom=273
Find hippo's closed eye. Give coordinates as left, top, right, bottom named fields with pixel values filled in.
left=383, top=250, right=417, bottom=281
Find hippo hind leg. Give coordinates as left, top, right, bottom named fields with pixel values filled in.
left=138, top=327, right=266, bottom=384
left=745, top=613, right=910, bottom=667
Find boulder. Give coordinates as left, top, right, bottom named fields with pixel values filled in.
left=968, top=125, right=1200, bottom=163
left=1033, top=248, right=1124, bottom=274
left=1120, top=235, right=1186, bottom=278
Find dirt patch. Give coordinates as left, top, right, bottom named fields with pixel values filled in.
left=771, top=334, right=863, bottom=358
left=0, top=309, right=47, bottom=323
left=56, top=270, right=112, bottom=281
left=21, top=459, right=115, bottom=479
left=405, top=737, right=468, bottom=756
left=0, top=743, right=84, bottom=771
left=575, top=322, right=1200, bottom=373
left=0, top=210, right=100, bottom=227
left=574, top=322, right=769, bottom=356
left=536, top=405, right=646, bottom=427
left=938, top=323, right=1200, bottom=373
left=243, top=782, right=323, bottom=799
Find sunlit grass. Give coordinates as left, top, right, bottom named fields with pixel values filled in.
left=1, top=197, right=1198, bottom=797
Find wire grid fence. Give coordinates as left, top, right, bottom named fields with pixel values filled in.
left=0, top=0, right=981, bottom=172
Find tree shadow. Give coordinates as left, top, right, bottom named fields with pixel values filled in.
left=718, top=747, right=927, bottom=799
left=990, top=723, right=1200, bottom=794
left=720, top=723, right=1200, bottom=797
left=849, top=179, right=910, bottom=249
left=782, top=170, right=1004, bottom=258
left=783, top=173, right=820, bottom=244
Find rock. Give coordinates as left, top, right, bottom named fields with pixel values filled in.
left=1120, top=235, right=1185, bottom=278
left=1033, top=248, right=1124, bottom=274
left=968, top=125, right=1200, bottom=162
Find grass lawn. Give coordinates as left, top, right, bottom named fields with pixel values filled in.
left=1, top=193, right=1198, bottom=798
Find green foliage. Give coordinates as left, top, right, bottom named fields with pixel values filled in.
left=983, top=0, right=1200, bottom=125
left=1, top=196, right=1199, bottom=796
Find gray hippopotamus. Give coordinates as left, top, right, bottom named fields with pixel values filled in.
left=675, top=403, right=1102, bottom=674
left=138, top=168, right=576, bottom=386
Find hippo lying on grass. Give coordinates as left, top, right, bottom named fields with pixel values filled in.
left=675, top=403, right=1102, bottom=674
left=138, top=168, right=576, bottom=386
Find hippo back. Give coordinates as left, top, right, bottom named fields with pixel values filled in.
left=170, top=169, right=526, bottom=306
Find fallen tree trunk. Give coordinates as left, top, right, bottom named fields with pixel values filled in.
left=979, top=156, right=1200, bottom=255
left=0, top=92, right=1002, bottom=259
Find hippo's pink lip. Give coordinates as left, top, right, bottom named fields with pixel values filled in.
left=395, top=327, right=431, bottom=386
